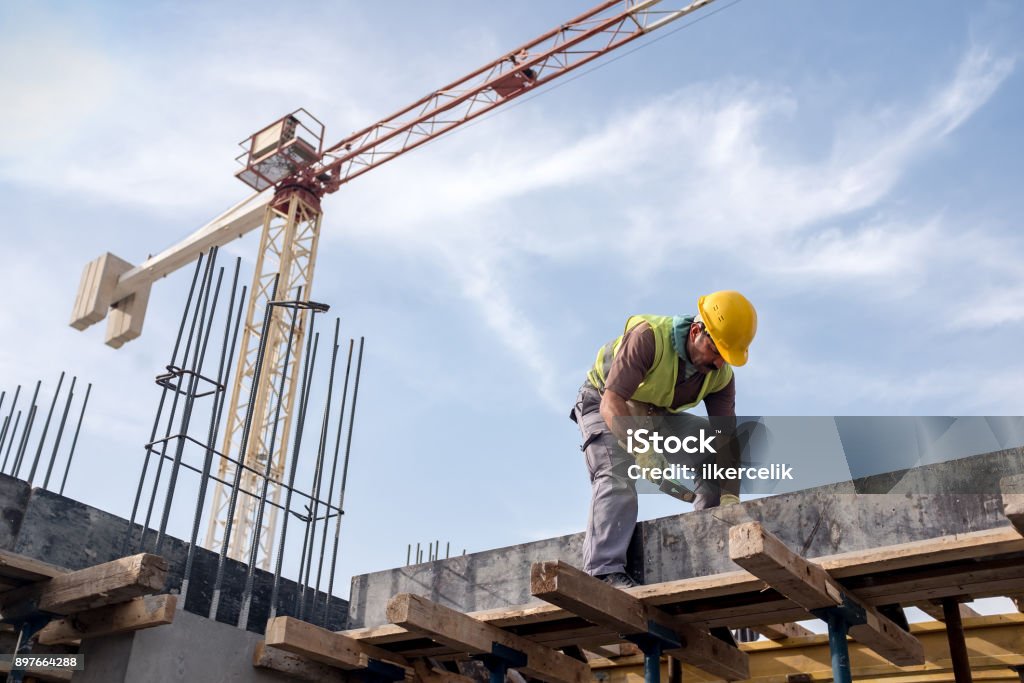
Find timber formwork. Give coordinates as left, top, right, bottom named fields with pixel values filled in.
left=257, top=473, right=1024, bottom=682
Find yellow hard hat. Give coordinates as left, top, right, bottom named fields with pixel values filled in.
left=697, top=290, right=757, bottom=367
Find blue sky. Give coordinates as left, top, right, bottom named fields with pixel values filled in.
left=1, top=0, right=1023, bottom=614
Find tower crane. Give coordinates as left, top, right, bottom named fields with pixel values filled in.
left=70, top=0, right=720, bottom=568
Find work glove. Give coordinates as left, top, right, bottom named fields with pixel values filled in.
left=719, top=493, right=740, bottom=506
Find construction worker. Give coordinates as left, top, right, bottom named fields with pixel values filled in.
left=571, top=291, right=757, bottom=588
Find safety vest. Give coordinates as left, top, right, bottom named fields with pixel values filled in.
left=586, top=314, right=733, bottom=413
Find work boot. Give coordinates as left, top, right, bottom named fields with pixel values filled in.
left=596, top=572, right=639, bottom=589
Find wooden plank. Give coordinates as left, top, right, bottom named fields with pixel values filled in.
left=411, top=658, right=475, bottom=683
left=729, top=521, right=924, bottom=666
left=754, top=622, right=815, bottom=640
left=913, top=600, right=981, bottom=622
left=0, top=553, right=167, bottom=617
left=0, top=549, right=67, bottom=583
left=266, top=616, right=408, bottom=671
left=37, top=594, right=176, bottom=645
left=342, top=527, right=1024, bottom=655
left=386, top=593, right=589, bottom=683
left=252, top=640, right=347, bottom=682
left=530, top=560, right=748, bottom=681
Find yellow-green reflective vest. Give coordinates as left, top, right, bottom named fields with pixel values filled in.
left=586, top=314, right=733, bottom=413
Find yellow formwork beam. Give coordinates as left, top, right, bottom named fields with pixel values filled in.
left=590, top=614, right=1024, bottom=683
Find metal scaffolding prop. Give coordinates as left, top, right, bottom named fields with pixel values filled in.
left=255, top=481, right=1024, bottom=683
left=123, top=248, right=365, bottom=630
left=0, top=373, right=92, bottom=495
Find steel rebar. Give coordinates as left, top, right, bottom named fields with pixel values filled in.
left=155, top=264, right=225, bottom=554
left=315, top=333, right=353, bottom=623
left=3, top=411, right=22, bottom=473
left=209, top=274, right=279, bottom=620
left=269, top=318, right=322, bottom=620
left=237, top=289, right=305, bottom=629
left=59, top=383, right=91, bottom=496
left=140, top=249, right=217, bottom=550
left=325, top=336, right=365, bottom=606
left=293, top=331, right=324, bottom=620
left=13, top=381, right=42, bottom=476
left=180, top=260, right=243, bottom=608
left=123, top=254, right=206, bottom=554
left=43, top=376, right=77, bottom=490
left=28, top=371, right=66, bottom=484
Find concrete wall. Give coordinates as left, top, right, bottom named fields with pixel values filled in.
left=348, top=447, right=1024, bottom=628
left=0, top=477, right=348, bottom=633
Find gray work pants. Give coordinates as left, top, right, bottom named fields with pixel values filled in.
left=573, top=383, right=720, bottom=577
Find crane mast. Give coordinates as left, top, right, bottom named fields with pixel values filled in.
left=71, top=0, right=720, bottom=569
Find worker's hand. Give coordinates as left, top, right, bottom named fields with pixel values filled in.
left=719, top=493, right=740, bottom=506
left=632, top=449, right=670, bottom=480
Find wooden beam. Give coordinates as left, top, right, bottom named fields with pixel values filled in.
left=411, top=658, right=475, bottom=683
left=266, top=616, right=407, bottom=671
left=37, top=594, right=176, bottom=645
left=592, top=614, right=1024, bottom=683
left=1002, top=474, right=1024, bottom=536
left=341, top=526, right=1024, bottom=655
left=0, top=549, right=66, bottom=584
left=914, top=600, right=981, bottom=622
left=386, top=593, right=590, bottom=683
left=530, top=560, right=748, bottom=681
left=0, top=553, right=167, bottom=618
left=754, top=622, right=815, bottom=641
left=729, top=521, right=924, bottom=666
left=252, top=640, right=346, bottom=682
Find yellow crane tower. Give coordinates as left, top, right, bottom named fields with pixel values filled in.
left=69, top=0, right=720, bottom=569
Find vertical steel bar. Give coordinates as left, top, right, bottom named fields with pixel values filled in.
left=0, top=385, right=18, bottom=458
left=155, top=264, right=225, bottom=554
left=43, top=376, right=77, bottom=490
left=237, top=291, right=305, bottom=629
left=123, top=254, right=206, bottom=554
left=208, top=274, right=279, bottom=620
left=322, top=338, right=355, bottom=613
left=310, top=320, right=342, bottom=625
left=324, top=337, right=364, bottom=604
left=140, top=249, right=217, bottom=550
left=13, top=381, right=42, bottom=477
left=3, top=411, right=22, bottom=473
left=180, top=260, right=243, bottom=608
left=60, top=383, right=91, bottom=496
left=314, top=328, right=349, bottom=624
left=941, top=598, right=973, bottom=683
left=28, top=371, right=66, bottom=484
left=298, top=325, right=336, bottom=622
left=293, top=332, right=323, bottom=619
left=268, top=319, right=321, bottom=620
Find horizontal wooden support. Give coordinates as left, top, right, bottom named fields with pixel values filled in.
left=531, top=560, right=748, bottom=680
left=0, top=553, right=167, bottom=618
left=342, top=526, right=1024, bottom=656
left=386, top=593, right=589, bottom=683
left=730, top=522, right=924, bottom=666
left=253, top=640, right=346, bottom=682
left=411, top=658, right=475, bottom=683
left=266, top=616, right=406, bottom=671
left=592, top=614, right=1024, bottom=683
left=37, top=594, right=176, bottom=645
left=0, top=549, right=67, bottom=584
left=754, top=622, right=815, bottom=640
left=913, top=600, right=981, bottom=622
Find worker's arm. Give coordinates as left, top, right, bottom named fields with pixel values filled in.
left=599, top=387, right=634, bottom=446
